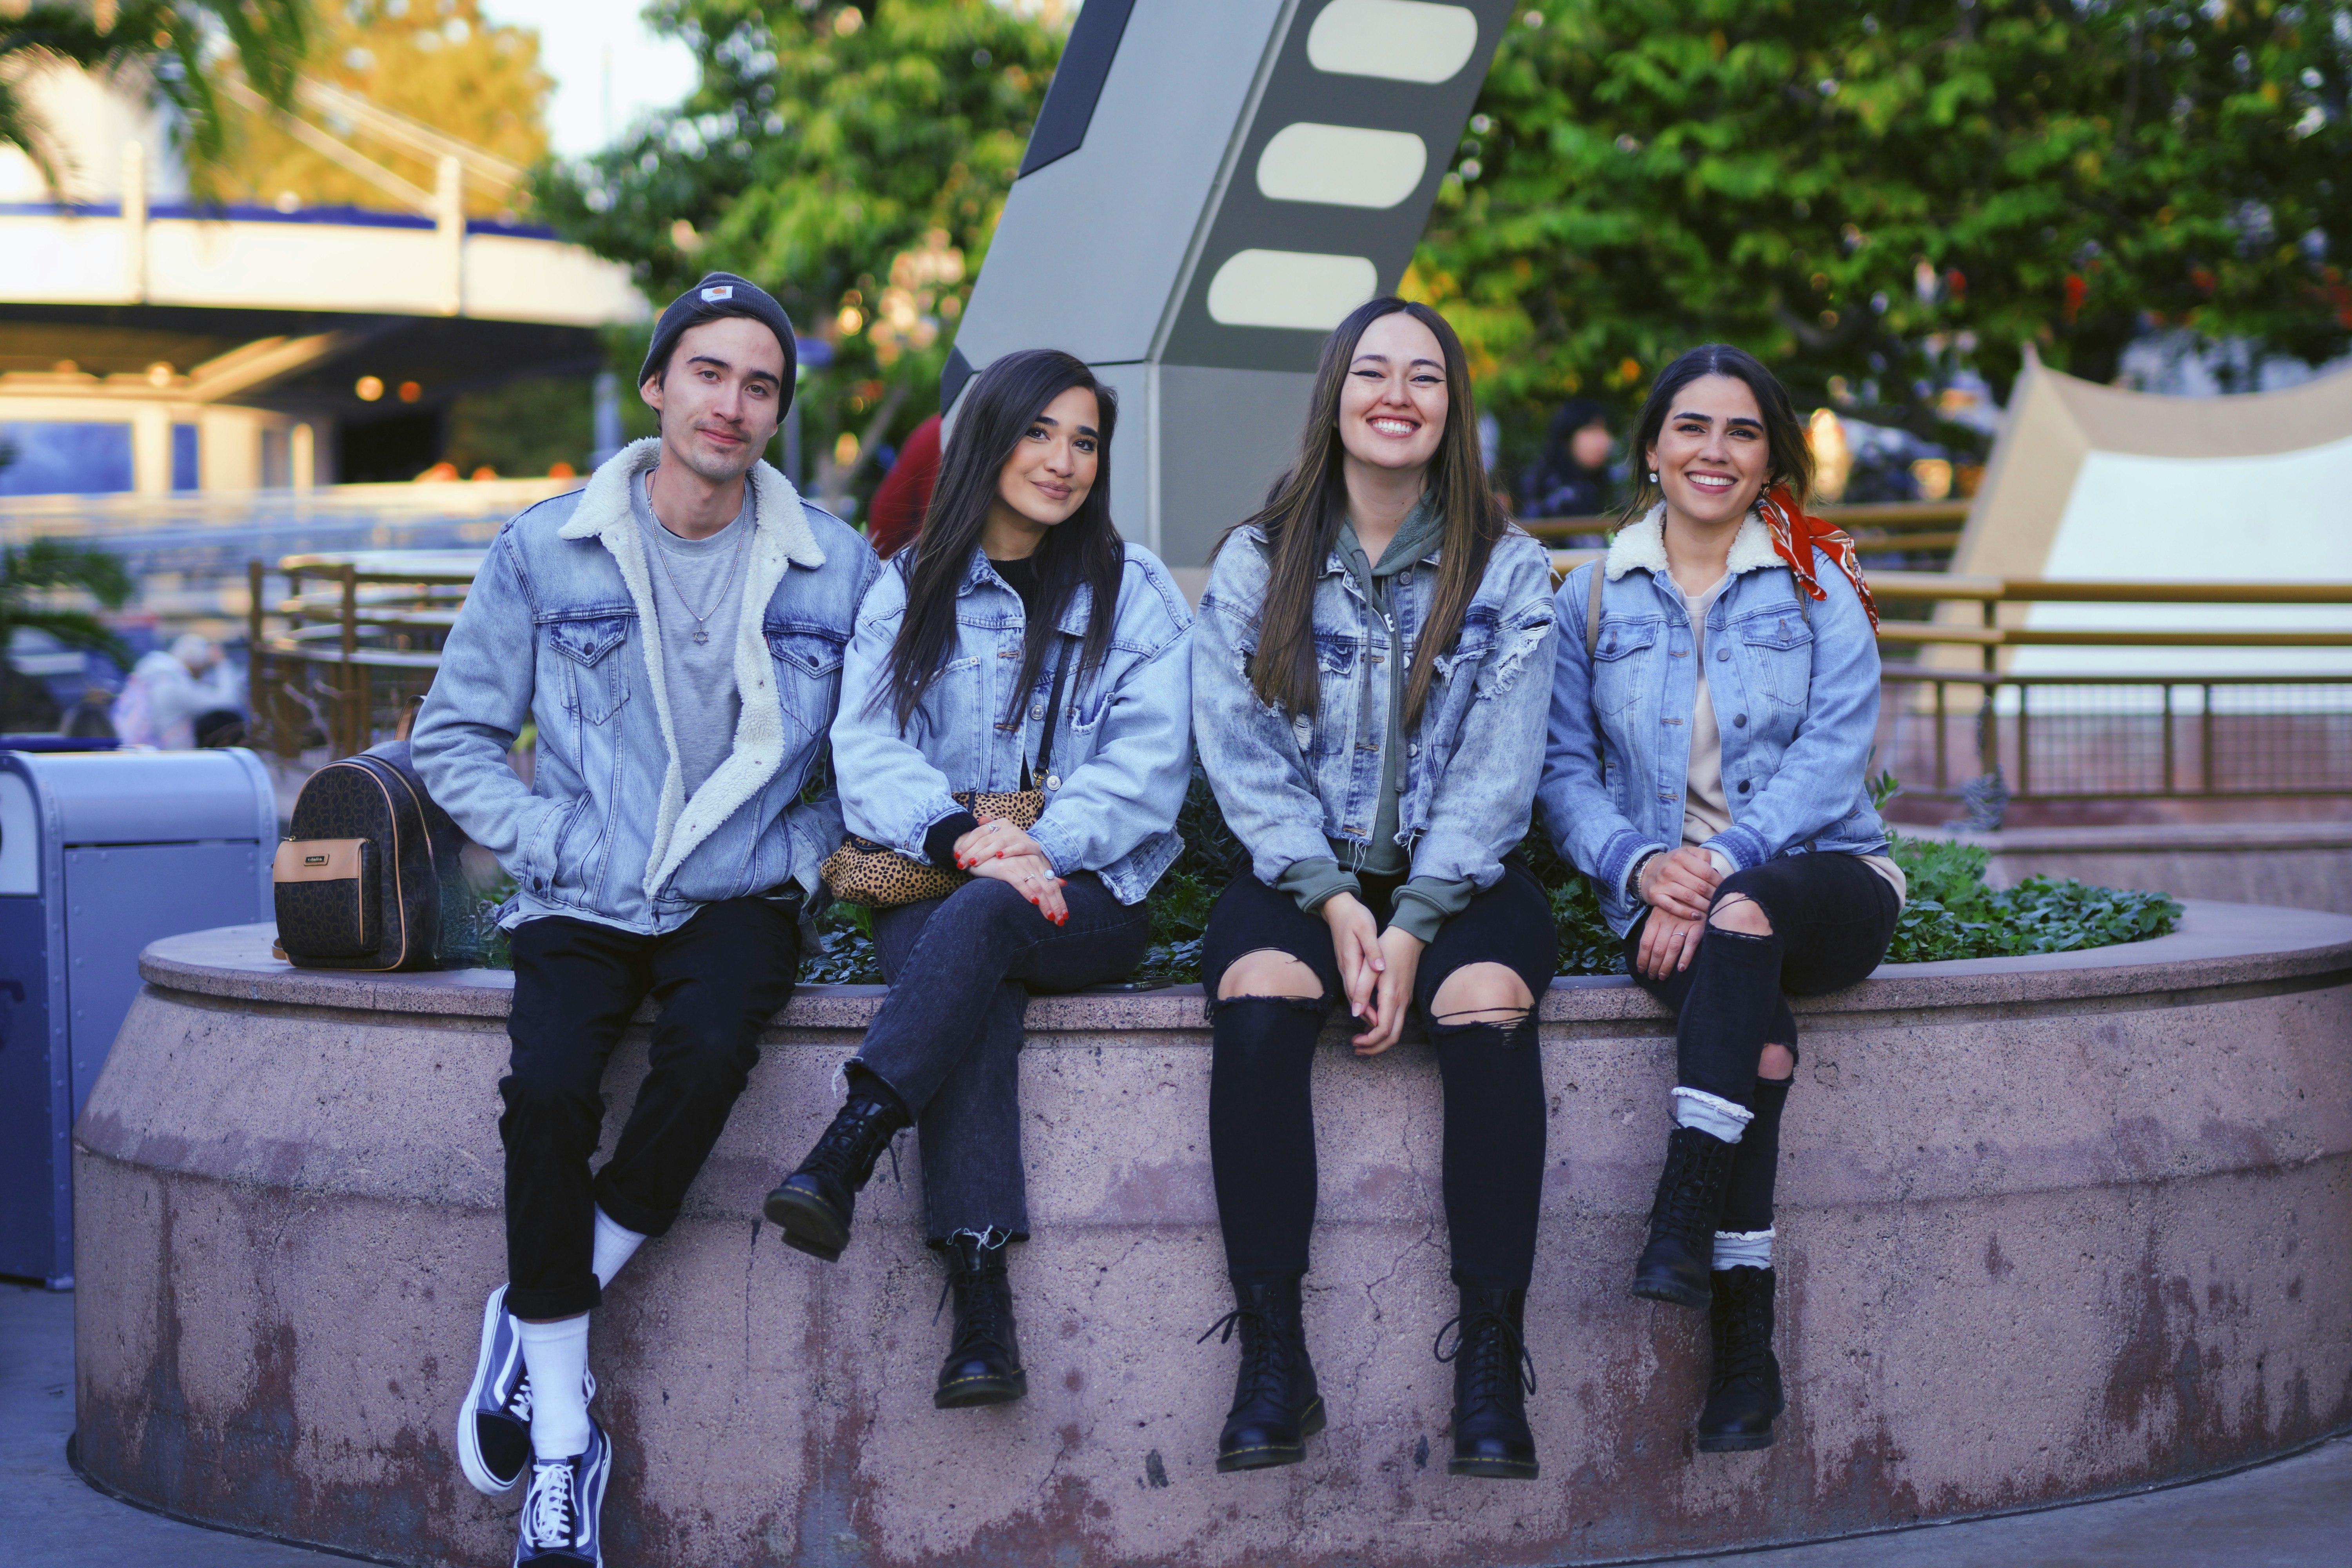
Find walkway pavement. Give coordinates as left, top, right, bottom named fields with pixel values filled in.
left=5, top=1278, right=2346, bottom=1566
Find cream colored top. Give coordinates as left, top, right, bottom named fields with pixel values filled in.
left=1672, top=573, right=1906, bottom=906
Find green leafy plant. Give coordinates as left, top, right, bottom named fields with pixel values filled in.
left=0, top=539, right=135, bottom=725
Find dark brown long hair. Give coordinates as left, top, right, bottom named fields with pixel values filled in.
left=1622, top=344, right=1816, bottom=521
left=1224, top=297, right=1506, bottom=728
left=879, top=349, right=1122, bottom=730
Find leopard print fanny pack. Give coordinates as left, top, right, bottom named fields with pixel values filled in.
left=821, top=639, right=1072, bottom=909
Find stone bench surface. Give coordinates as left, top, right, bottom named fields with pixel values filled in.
left=71, top=901, right=2352, bottom=1568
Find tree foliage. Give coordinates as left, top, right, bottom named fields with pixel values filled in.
left=1413, top=0, right=2352, bottom=451
left=220, top=0, right=550, bottom=219
left=536, top=0, right=1062, bottom=512
left=0, top=0, right=311, bottom=192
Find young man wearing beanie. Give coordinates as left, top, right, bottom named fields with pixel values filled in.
left=415, top=272, right=877, bottom=1566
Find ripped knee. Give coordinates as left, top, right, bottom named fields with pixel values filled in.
left=1758, top=1042, right=1796, bottom=1080
left=1708, top=891, right=1774, bottom=937
left=1430, top=961, right=1535, bottom=1030
left=1216, top=948, right=1323, bottom=1002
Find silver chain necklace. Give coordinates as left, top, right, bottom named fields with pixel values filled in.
left=647, top=475, right=750, bottom=645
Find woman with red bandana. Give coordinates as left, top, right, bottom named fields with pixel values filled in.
left=1537, top=344, right=1900, bottom=1456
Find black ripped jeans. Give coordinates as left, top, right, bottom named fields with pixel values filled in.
left=1200, top=859, right=1557, bottom=1290
left=1625, top=852, right=1899, bottom=1234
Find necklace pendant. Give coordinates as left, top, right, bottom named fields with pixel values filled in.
left=692, top=626, right=710, bottom=645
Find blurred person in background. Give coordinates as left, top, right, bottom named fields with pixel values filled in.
left=1520, top=399, right=1618, bottom=522
left=866, top=412, right=943, bottom=558
left=110, top=634, right=244, bottom=749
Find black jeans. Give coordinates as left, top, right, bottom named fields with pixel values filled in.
left=501, top=897, right=801, bottom=1319
left=1625, top=852, right=1898, bottom=1234
left=1200, top=859, right=1556, bottom=1290
left=854, top=872, right=1150, bottom=1244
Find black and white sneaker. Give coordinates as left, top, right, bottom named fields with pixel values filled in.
left=457, top=1285, right=595, bottom=1495
left=514, top=1419, right=609, bottom=1568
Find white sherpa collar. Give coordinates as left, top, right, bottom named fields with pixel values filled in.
left=558, top=437, right=826, bottom=898
left=1605, top=503, right=1784, bottom=581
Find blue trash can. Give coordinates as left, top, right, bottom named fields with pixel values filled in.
left=0, top=747, right=276, bottom=1287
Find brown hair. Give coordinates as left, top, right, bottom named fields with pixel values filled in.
left=1623, top=343, right=1815, bottom=521
left=1224, top=297, right=1507, bottom=728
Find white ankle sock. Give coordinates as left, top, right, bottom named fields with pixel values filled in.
left=515, top=1314, right=592, bottom=1459
left=591, top=1206, right=645, bottom=1289
left=1671, top=1086, right=1754, bottom=1143
left=1712, top=1229, right=1774, bottom=1271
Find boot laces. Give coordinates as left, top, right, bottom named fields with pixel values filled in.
left=1658, top=1134, right=1733, bottom=1235
left=1198, top=1305, right=1294, bottom=1401
left=522, top=1458, right=577, bottom=1548
left=933, top=1258, right=1012, bottom=1353
left=801, top=1098, right=900, bottom=1184
left=1714, top=1277, right=1774, bottom=1387
left=1434, top=1306, right=1537, bottom=1402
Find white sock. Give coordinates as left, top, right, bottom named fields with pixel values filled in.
left=515, top=1314, right=592, bottom=1459
left=1671, top=1086, right=1754, bottom=1144
left=1713, top=1229, right=1775, bottom=1271
left=592, top=1206, right=645, bottom=1289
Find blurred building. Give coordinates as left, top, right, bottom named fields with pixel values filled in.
left=0, top=60, right=643, bottom=497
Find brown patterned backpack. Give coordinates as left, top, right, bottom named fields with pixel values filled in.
left=273, top=741, right=478, bottom=970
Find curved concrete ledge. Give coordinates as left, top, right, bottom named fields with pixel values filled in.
left=1917, top=820, right=2352, bottom=917
left=73, top=902, right=2352, bottom=1566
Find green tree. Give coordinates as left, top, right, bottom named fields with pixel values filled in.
left=0, top=538, right=132, bottom=726
left=1, top=1, right=312, bottom=191
left=536, top=0, right=1062, bottom=517
left=1414, top=0, right=2352, bottom=453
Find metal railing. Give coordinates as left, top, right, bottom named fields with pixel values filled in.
left=245, top=552, right=480, bottom=759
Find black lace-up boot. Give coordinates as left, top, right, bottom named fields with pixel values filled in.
left=1202, top=1274, right=1323, bottom=1472
left=1631, top=1125, right=1740, bottom=1308
left=1696, top=1266, right=1784, bottom=1451
left=933, top=1232, right=1027, bottom=1408
left=762, top=1088, right=909, bottom=1261
left=1436, top=1277, right=1539, bottom=1479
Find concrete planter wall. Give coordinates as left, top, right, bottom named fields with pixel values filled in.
left=1923, top=820, right=2352, bottom=917
left=73, top=902, right=2352, bottom=1567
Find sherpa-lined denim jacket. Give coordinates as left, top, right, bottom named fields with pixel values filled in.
left=1539, top=505, right=1891, bottom=938
left=1192, top=521, right=1559, bottom=897
left=831, top=543, right=1194, bottom=905
left=416, top=438, right=880, bottom=935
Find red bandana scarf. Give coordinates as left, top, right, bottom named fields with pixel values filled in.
left=1755, top=486, right=1879, bottom=631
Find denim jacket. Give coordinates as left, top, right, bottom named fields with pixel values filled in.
left=1193, top=521, right=1559, bottom=896
left=831, top=543, right=1194, bottom=905
left=415, top=439, right=880, bottom=935
left=1538, top=506, right=1891, bottom=937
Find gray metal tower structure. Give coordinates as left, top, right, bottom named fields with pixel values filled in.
left=945, top=0, right=1514, bottom=575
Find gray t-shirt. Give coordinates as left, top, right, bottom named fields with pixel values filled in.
left=631, top=470, right=751, bottom=800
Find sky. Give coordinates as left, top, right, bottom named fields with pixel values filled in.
left=480, top=0, right=702, bottom=160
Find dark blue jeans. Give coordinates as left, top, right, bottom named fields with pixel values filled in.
left=853, top=873, right=1150, bottom=1243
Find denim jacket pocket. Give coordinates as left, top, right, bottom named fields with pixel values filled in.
left=1589, top=617, right=1659, bottom=716
left=766, top=619, right=849, bottom=732
left=548, top=612, right=632, bottom=726
left=1738, top=613, right=1815, bottom=710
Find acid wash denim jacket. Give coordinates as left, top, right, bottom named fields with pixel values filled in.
left=830, top=543, right=1195, bottom=905
left=416, top=438, right=880, bottom=935
left=1538, top=505, right=1892, bottom=938
left=1192, top=520, right=1559, bottom=909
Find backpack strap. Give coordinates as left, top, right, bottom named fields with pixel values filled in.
left=1584, top=558, right=1606, bottom=658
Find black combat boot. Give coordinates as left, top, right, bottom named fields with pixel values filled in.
left=762, top=1088, right=909, bottom=1261
left=1696, top=1265, right=1784, bottom=1452
left=1631, top=1125, right=1739, bottom=1308
left=1201, top=1274, right=1324, bottom=1472
left=1435, top=1277, right=1539, bottom=1479
left=933, top=1232, right=1027, bottom=1408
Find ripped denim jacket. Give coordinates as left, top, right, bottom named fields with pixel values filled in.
left=1192, top=523, right=1559, bottom=895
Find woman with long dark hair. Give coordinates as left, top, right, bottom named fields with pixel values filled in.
left=1539, top=344, right=1900, bottom=1453
left=1191, top=298, right=1560, bottom=1480
left=762, top=349, right=1194, bottom=1408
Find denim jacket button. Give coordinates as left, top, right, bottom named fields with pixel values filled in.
left=1045, top=774, right=1061, bottom=790
left=1738, top=780, right=1751, bottom=793
left=1735, top=714, right=1748, bottom=728
left=1716, top=648, right=1729, bottom=661
left=1030, top=703, right=1044, bottom=719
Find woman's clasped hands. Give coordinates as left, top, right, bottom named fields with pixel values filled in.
left=1635, top=846, right=1723, bottom=980
left=955, top=815, right=1069, bottom=924
left=1322, top=891, right=1424, bottom=1057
